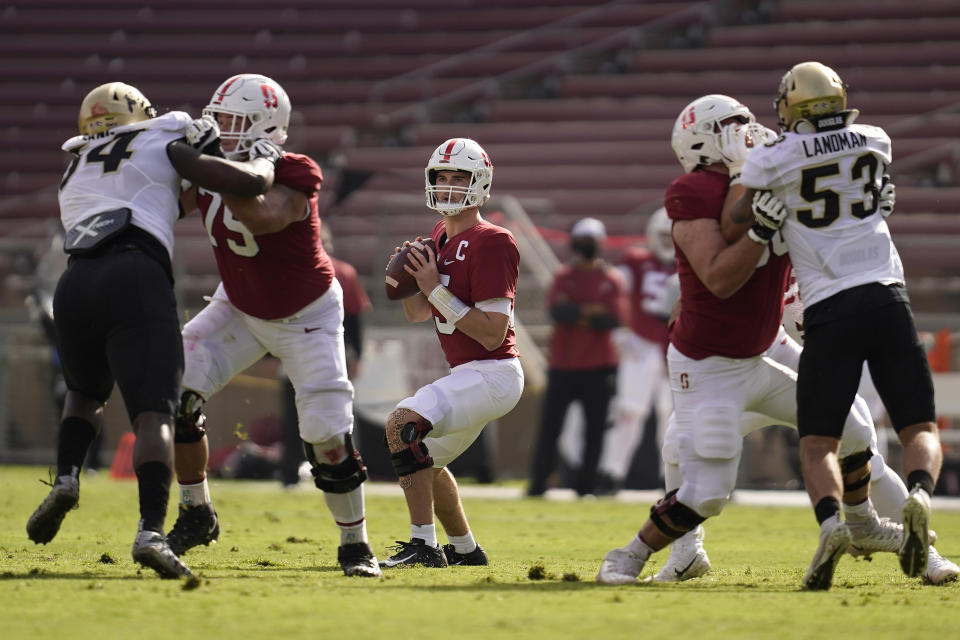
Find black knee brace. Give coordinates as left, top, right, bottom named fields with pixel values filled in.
left=649, top=489, right=706, bottom=540
left=840, top=449, right=873, bottom=493
left=174, top=390, right=206, bottom=443
left=386, top=416, right=434, bottom=477
left=304, top=433, right=368, bottom=493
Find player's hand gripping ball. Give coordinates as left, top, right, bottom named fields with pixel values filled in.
left=384, top=237, right=436, bottom=300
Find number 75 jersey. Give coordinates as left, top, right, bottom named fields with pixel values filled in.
left=741, top=122, right=903, bottom=308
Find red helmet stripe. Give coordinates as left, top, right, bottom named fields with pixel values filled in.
left=213, top=75, right=242, bottom=105
left=440, top=139, right=459, bottom=163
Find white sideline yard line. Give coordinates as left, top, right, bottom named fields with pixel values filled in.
left=358, top=482, right=960, bottom=511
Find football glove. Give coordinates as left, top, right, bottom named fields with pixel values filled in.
left=879, top=174, right=895, bottom=218
left=249, top=138, right=283, bottom=168
left=185, top=115, right=222, bottom=156
left=748, top=191, right=787, bottom=245
left=717, top=123, right=777, bottom=185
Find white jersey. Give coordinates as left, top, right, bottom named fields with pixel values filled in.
left=741, top=121, right=903, bottom=308
left=58, top=111, right=192, bottom=259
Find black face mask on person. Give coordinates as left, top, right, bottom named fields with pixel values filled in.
left=571, top=239, right=599, bottom=260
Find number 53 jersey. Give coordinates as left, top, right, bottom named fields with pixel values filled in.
left=58, top=111, right=193, bottom=259
left=741, top=122, right=903, bottom=308
left=196, top=152, right=335, bottom=320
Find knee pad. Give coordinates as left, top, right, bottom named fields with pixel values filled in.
left=304, top=433, right=367, bottom=494
left=174, top=390, right=206, bottom=443
left=840, top=448, right=873, bottom=493
left=385, top=411, right=434, bottom=477
left=649, top=489, right=706, bottom=539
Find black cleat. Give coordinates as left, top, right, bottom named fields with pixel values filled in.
left=442, top=543, right=488, bottom=566
left=379, top=538, right=448, bottom=568
left=166, top=503, right=220, bottom=556
left=26, top=476, right=79, bottom=544
left=132, top=528, right=196, bottom=581
left=338, top=542, right=382, bottom=577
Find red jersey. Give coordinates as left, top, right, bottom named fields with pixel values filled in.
left=427, top=219, right=520, bottom=368
left=331, top=256, right=372, bottom=316
left=197, top=152, right=335, bottom=320
left=666, top=169, right=791, bottom=359
left=546, top=263, right=627, bottom=370
left=619, top=246, right=675, bottom=350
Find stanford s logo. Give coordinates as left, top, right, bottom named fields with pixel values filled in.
left=680, top=372, right=690, bottom=390
left=681, top=106, right=696, bottom=129
left=262, top=85, right=279, bottom=109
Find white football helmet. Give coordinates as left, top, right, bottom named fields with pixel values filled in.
left=77, top=82, right=156, bottom=136
left=425, top=138, right=493, bottom=216
left=671, top=94, right=754, bottom=173
left=646, top=206, right=674, bottom=265
left=203, top=74, right=290, bottom=160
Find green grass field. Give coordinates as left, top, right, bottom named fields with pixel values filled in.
left=1, top=466, right=958, bottom=640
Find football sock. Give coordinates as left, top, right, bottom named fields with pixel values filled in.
left=906, top=470, right=935, bottom=497
left=626, top=534, right=654, bottom=560
left=842, top=498, right=874, bottom=523
left=136, top=461, right=172, bottom=533
left=814, top=496, right=841, bottom=525
left=412, top=523, right=438, bottom=547
left=324, top=486, right=368, bottom=544
left=178, top=478, right=210, bottom=507
left=448, top=532, right=477, bottom=554
left=56, top=416, right=97, bottom=479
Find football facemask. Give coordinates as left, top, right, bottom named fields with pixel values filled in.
left=203, top=73, right=290, bottom=160
left=77, top=82, right=157, bottom=136
left=424, top=138, right=493, bottom=216
left=776, top=61, right=847, bottom=132
left=671, top=94, right=754, bottom=173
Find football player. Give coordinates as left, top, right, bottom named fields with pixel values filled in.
left=595, top=207, right=677, bottom=492
left=730, top=61, right=944, bottom=585
left=168, top=74, right=381, bottom=577
left=527, top=217, right=628, bottom=498
left=26, top=81, right=276, bottom=581
left=596, top=94, right=905, bottom=591
left=379, top=138, right=523, bottom=568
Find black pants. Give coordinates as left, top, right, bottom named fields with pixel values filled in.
left=528, top=367, right=616, bottom=496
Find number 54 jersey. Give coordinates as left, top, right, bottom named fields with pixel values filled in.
left=740, top=122, right=903, bottom=309
left=58, top=111, right=193, bottom=259
left=196, top=152, right=335, bottom=320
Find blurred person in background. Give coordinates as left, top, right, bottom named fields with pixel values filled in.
left=527, top=217, right=628, bottom=498
left=596, top=207, right=677, bottom=493
left=26, top=81, right=275, bottom=581
left=168, top=74, right=380, bottom=577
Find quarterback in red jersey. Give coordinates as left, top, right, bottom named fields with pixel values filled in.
left=170, top=74, right=380, bottom=577
left=379, top=138, right=523, bottom=568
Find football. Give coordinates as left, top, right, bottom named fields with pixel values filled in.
left=384, top=237, right=436, bottom=300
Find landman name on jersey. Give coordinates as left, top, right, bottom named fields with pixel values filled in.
left=802, top=131, right=868, bottom=158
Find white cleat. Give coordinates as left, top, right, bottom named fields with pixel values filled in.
left=847, top=511, right=902, bottom=559
left=652, top=525, right=711, bottom=582
left=596, top=547, right=646, bottom=585
left=803, top=515, right=851, bottom=591
left=899, top=486, right=931, bottom=578
left=924, top=547, right=959, bottom=585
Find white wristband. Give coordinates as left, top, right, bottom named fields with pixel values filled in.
left=428, top=284, right=471, bottom=324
